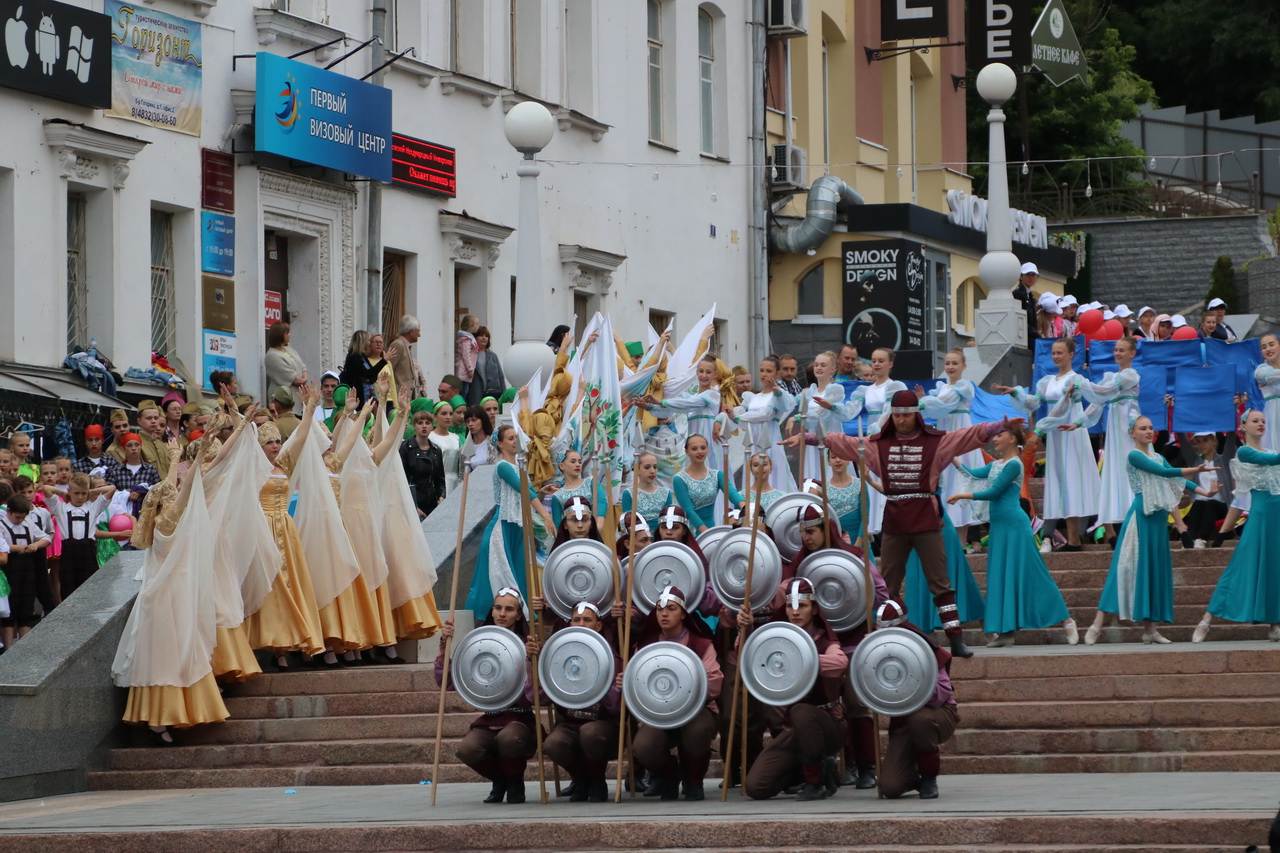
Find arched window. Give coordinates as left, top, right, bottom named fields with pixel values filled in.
left=797, top=264, right=824, bottom=317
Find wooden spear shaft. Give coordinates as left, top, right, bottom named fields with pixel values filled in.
left=518, top=458, right=550, bottom=804
left=720, top=480, right=764, bottom=801
left=430, top=466, right=470, bottom=807
left=853, top=419, right=883, bottom=795
left=614, top=451, right=641, bottom=803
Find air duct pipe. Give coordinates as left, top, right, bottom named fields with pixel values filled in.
left=768, top=176, right=865, bottom=254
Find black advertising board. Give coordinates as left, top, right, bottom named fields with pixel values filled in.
left=0, top=0, right=111, bottom=108
left=880, top=0, right=949, bottom=42
left=842, top=239, right=926, bottom=359
left=966, top=0, right=1032, bottom=69
left=391, top=132, right=457, bottom=198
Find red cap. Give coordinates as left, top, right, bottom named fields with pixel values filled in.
left=84, top=424, right=104, bottom=439
left=122, top=432, right=142, bottom=446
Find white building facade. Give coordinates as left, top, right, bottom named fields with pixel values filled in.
left=0, top=0, right=753, bottom=400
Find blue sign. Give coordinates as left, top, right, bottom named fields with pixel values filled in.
left=201, top=211, right=234, bottom=276
left=254, top=52, right=392, bottom=182
left=201, top=328, right=236, bottom=390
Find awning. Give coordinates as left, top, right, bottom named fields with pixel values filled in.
left=0, top=364, right=135, bottom=411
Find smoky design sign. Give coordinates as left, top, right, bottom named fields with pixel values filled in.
left=842, top=239, right=926, bottom=359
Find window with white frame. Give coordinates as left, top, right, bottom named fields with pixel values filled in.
left=451, top=0, right=485, bottom=77
left=150, top=210, right=176, bottom=357
left=383, top=0, right=399, bottom=52
left=698, top=9, right=714, bottom=154
left=66, top=192, right=87, bottom=353
left=796, top=264, right=824, bottom=318
left=647, top=0, right=664, bottom=142
left=510, top=0, right=541, bottom=95
left=563, top=0, right=594, bottom=112
left=821, top=40, right=830, bottom=173
left=272, top=0, right=328, bottom=22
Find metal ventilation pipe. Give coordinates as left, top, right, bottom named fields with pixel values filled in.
left=768, top=176, right=865, bottom=254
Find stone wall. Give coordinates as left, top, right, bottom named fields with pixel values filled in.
left=1054, top=215, right=1272, bottom=312
left=1245, top=256, right=1280, bottom=318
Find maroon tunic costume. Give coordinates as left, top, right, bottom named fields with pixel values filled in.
left=817, top=390, right=1011, bottom=658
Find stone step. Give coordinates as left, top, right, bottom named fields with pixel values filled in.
left=944, top=749, right=1280, bottom=774
left=11, top=809, right=1270, bottom=851
left=107, top=738, right=469, bottom=771
left=952, top=646, right=1280, bottom=680
left=961, top=697, right=1280, bottom=729
left=955, top=671, right=1280, bottom=702
left=971, top=566, right=1227, bottom=588
left=956, top=623, right=1275, bottom=645
left=224, top=689, right=448, bottom=720
left=967, top=548, right=1231, bottom=572
left=178, top=712, right=476, bottom=745
left=229, top=664, right=439, bottom=698
left=1055, top=585, right=1218, bottom=608
left=949, top=725, right=1280, bottom=755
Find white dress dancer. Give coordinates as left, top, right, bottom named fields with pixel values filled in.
left=1255, top=334, right=1280, bottom=453
left=918, top=378, right=982, bottom=529
left=736, top=389, right=797, bottom=493
left=1010, top=370, right=1101, bottom=530
left=653, top=383, right=721, bottom=471
left=797, top=386, right=850, bottom=479
left=846, top=377, right=907, bottom=535
left=1083, top=353, right=1141, bottom=526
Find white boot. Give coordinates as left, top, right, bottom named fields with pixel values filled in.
left=1191, top=615, right=1211, bottom=644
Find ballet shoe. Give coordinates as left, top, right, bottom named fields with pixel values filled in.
left=1084, top=623, right=1102, bottom=645
left=1192, top=617, right=1211, bottom=644
left=1141, top=630, right=1171, bottom=645
left=1268, top=625, right=1280, bottom=642
left=1063, top=619, right=1079, bottom=645
left=985, top=633, right=1015, bottom=648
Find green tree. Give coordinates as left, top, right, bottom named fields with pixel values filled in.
left=1205, top=256, right=1237, bottom=307
left=967, top=3, right=1155, bottom=204
left=1111, top=0, right=1280, bottom=123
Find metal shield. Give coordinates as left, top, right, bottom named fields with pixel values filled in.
left=764, top=492, right=822, bottom=560
left=849, top=626, right=937, bottom=717
left=538, top=626, right=616, bottom=710
left=451, top=625, right=528, bottom=713
left=697, top=525, right=734, bottom=564
left=795, top=548, right=868, bottom=633
left=739, top=621, right=819, bottom=707
left=628, top=541, right=706, bottom=615
left=709, top=527, right=782, bottom=612
left=542, top=539, right=617, bottom=620
left=622, top=641, right=709, bottom=730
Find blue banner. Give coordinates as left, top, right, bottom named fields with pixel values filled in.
left=1137, top=366, right=1170, bottom=426
left=200, top=211, right=234, bottom=276
left=254, top=52, right=392, bottom=181
left=836, top=378, right=1021, bottom=433
left=1173, top=367, right=1239, bottom=432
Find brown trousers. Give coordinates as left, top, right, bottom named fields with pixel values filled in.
left=633, top=707, right=718, bottom=785
left=744, top=704, right=841, bottom=800
left=544, top=719, right=617, bottom=779
left=878, top=704, right=958, bottom=798
left=456, top=722, right=535, bottom=782
left=878, top=530, right=949, bottom=597
left=718, top=662, right=767, bottom=778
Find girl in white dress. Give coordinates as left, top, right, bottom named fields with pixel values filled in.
left=428, top=399, right=463, bottom=496
left=1255, top=333, right=1280, bottom=453
left=735, top=356, right=796, bottom=493
left=995, top=337, right=1101, bottom=550
left=651, top=356, right=722, bottom=470
left=916, top=348, right=982, bottom=541
left=796, top=351, right=850, bottom=480
left=1083, top=336, right=1141, bottom=536
left=844, top=347, right=907, bottom=535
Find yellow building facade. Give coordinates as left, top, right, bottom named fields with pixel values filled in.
left=766, top=0, right=1072, bottom=374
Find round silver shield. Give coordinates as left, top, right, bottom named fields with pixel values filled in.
left=538, top=626, right=616, bottom=710
left=542, top=539, right=617, bottom=620
left=451, top=625, right=528, bottom=712
left=629, top=541, right=706, bottom=616
left=622, top=641, right=709, bottom=730
left=795, top=548, right=868, bottom=633
left=697, top=525, right=734, bottom=565
left=739, top=621, right=819, bottom=707
left=709, top=527, right=782, bottom=612
left=764, top=492, right=822, bottom=561
left=849, top=626, right=937, bottom=717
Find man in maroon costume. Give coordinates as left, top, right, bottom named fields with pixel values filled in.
left=786, top=389, right=1017, bottom=658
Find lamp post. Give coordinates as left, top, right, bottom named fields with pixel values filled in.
left=503, top=101, right=557, bottom=389
left=972, top=63, right=1027, bottom=366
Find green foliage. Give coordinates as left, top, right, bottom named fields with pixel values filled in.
left=1110, top=0, right=1280, bottom=122
left=968, top=2, right=1155, bottom=197
left=1205, top=256, right=1237, bottom=306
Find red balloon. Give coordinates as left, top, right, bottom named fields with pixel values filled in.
left=1076, top=309, right=1104, bottom=335
left=1095, top=319, right=1125, bottom=340
left=1171, top=325, right=1199, bottom=341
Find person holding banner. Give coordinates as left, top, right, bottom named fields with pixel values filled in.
left=1085, top=416, right=1210, bottom=645
left=916, top=349, right=983, bottom=542
left=1082, top=337, right=1142, bottom=540
left=995, top=337, right=1101, bottom=551
left=1255, top=334, right=1280, bottom=453
left=1194, top=410, right=1280, bottom=643
left=844, top=347, right=907, bottom=536
left=647, top=356, right=723, bottom=470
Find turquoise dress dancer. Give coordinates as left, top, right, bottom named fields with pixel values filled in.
left=673, top=468, right=743, bottom=533
left=1087, top=428, right=1201, bottom=645
left=550, top=477, right=606, bottom=529
left=903, top=501, right=984, bottom=633
left=953, top=457, right=1072, bottom=645
left=621, top=483, right=673, bottom=533
left=826, top=479, right=861, bottom=543
left=464, top=428, right=555, bottom=620
left=1194, top=412, right=1280, bottom=642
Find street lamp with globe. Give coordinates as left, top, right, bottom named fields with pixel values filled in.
left=503, top=101, right=558, bottom=389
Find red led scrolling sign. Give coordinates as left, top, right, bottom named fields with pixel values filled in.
left=391, top=133, right=457, bottom=197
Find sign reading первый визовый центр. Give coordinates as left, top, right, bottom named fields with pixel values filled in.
left=254, top=52, right=391, bottom=182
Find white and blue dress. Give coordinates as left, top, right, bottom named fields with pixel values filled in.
left=1207, top=446, right=1280, bottom=625
left=1083, top=367, right=1141, bottom=526
left=672, top=469, right=743, bottom=533
left=465, top=459, right=539, bottom=620
left=1011, top=371, right=1101, bottom=521
left=918, top=379, right=982, bottom=528
left=845, top=379, right=907, bottom=534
